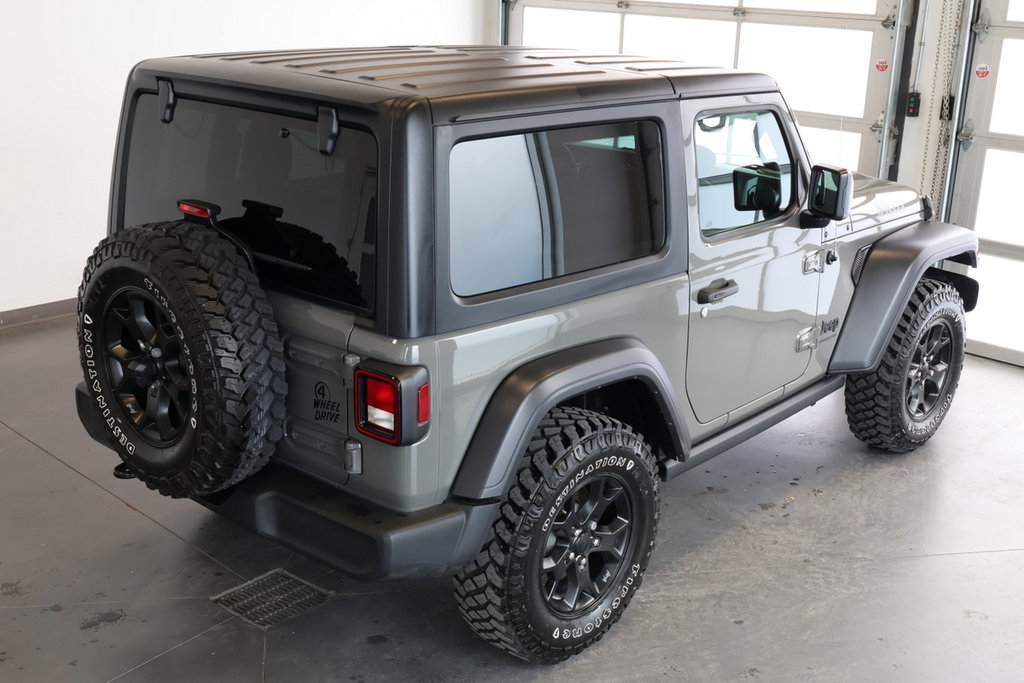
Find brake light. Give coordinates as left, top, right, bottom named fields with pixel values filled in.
left=364, top=375, right=397, bottom=433
left=177, top=200, right=211, bottom=218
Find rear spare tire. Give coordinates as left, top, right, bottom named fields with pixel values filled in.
left=77, top=221, right=287, bottom=497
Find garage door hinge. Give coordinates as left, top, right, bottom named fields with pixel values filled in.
left=972, top=7, right=991, bottom=43
left=881, top=6, right=898, bottom=36
left=957, top=119, right=975, bottom=151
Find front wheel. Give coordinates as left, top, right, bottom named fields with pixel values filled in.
left=845, top=278, right=966, bottom=452
left=453, top=407, right=659, bottom=663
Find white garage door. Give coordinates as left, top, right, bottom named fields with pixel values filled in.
left=509, top=1, right=907, bottom=176
left=947, top=0, right=1024, bottom=366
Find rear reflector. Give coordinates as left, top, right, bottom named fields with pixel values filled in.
left=417, top=383, right=430, bottom=423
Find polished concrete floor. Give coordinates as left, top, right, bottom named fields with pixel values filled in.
left=1, top=315, right=1023, bottom=682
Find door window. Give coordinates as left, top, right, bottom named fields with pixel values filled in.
left=694, top=110, right=793, bottom=236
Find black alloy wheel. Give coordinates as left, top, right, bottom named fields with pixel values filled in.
left=904, top=318, right=954, bottom=421
left=541, top=474, right=633, bottom=617
left=103, top=288, right=192, bottom=446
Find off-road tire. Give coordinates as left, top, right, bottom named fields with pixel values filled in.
left=453, top=407, right=659, bottom=663
left=845, top=278, right=965, bottom=453
left=77, top=221, right=287, bottom=497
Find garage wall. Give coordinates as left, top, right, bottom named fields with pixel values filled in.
left=0, top=0, right=496, bottom=315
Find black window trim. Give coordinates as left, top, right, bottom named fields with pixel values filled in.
left=434, top=102, right=687, bottom=335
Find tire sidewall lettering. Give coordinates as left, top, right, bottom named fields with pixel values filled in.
left=81, top=265, right=198, bottom=468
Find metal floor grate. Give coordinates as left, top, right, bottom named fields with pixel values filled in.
left=211, top=569, right=332, bottom=629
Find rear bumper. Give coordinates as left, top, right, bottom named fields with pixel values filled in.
left=196, top=464, right=500, bottom=580
left=75, top=381, right=498, bottom=581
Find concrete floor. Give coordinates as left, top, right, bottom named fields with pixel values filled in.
left=1, top=315, right=1023, bottom=682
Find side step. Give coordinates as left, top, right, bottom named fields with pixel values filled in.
left=660, top=374, right=846, bottom=481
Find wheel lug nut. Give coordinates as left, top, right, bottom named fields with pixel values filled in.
left=589, top=521, right=597, bottom=531
left=568, top=552, right=576, bottom=561
left=574, top=528, right=582, bottom=537
left=592, top=538, right=599, bottom=547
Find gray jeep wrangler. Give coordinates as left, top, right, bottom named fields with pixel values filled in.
left=75, top=46, right=979, bottom=663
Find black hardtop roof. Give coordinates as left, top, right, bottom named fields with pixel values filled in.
left=139, top=46, right=779, bottom=122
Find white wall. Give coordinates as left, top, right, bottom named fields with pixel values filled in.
left=0, top=0, right=496, bottom=313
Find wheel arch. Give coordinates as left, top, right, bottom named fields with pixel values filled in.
left=829, top=220, right=978, bottom=374
left=449, top=338, right=687, bottom=501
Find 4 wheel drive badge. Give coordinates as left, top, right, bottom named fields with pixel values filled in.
left=313, top=381, right=340, bottom=423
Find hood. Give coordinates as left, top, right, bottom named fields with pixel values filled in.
left=846, top=173, right=922, bottom=234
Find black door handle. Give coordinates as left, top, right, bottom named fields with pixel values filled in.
left=697, top=279, right=739, bottom=304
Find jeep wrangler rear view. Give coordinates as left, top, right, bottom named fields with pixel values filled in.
left=75, top=46, right=979, bottom=663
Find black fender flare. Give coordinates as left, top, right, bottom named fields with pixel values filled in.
left=829, top=220, right=978, bottom=374
left=449, top=338, right=687, bottom=501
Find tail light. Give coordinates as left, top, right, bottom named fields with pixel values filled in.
left=354, top=362, right=430, bottom=445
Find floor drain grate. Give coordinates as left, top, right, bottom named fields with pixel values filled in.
left=211, top=569, right=332, bottom=629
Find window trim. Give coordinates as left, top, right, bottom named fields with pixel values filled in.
left=692, top=105, right=799, bottom=241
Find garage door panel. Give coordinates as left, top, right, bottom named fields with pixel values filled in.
left=737, top=23, right=874, bottom=118
left=622, top=14, right=736, bottom=67
left=512, top=0, right=899, bottom=176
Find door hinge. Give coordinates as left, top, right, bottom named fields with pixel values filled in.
left=796, top=327, right=818, bottom=352
left=881, top=5, right=898, bottom=36
left=803, top=249, right=838, bottom=274
left=957, top=119, right=975, bottom=151
left=973, top=7, right=991, bottom=43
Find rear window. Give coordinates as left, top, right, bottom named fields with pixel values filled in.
left=448, top=120, right=665, bottom=297
left=124, top=95, right=377, bottom=314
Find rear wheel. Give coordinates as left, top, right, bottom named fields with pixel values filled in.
left=77, top=222, right=287, bottom=497
left=453, top=407, right=659, bottom=663
left=845, top=278, right=965, bottom=452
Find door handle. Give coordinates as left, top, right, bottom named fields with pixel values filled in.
left=697, top=279, right=739, bottom=304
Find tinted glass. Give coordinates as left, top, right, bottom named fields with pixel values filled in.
left=449, top=121, right=664, bottom=297
left=694, top=110, right=793, bottom=236
left=124, top=95, right=377, bottom=313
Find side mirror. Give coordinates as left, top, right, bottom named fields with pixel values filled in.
left=808, top=164, right=853, bottom=222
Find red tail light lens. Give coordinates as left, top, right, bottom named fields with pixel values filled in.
left=354, top=363, right=430, bottom=446
left=364, top=375, right=397, bottom=433
left=355, top=370, right=399, bottom=443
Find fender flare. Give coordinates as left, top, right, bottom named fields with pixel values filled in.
left=829, top=220, right=978, bottom=374
left=449, top=338, right=687, bottom=501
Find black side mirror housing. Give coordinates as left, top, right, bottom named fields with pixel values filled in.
left=807, top=163, right=853, bottom=222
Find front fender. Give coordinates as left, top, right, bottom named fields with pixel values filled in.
left=449, top=338, right=687, bottom=501
left=829, top=220, right=978, bottom=374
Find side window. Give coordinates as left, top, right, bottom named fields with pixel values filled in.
left=449, top=121, right=665, bottom=297
left=694, top=110, right=793, bottom=236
